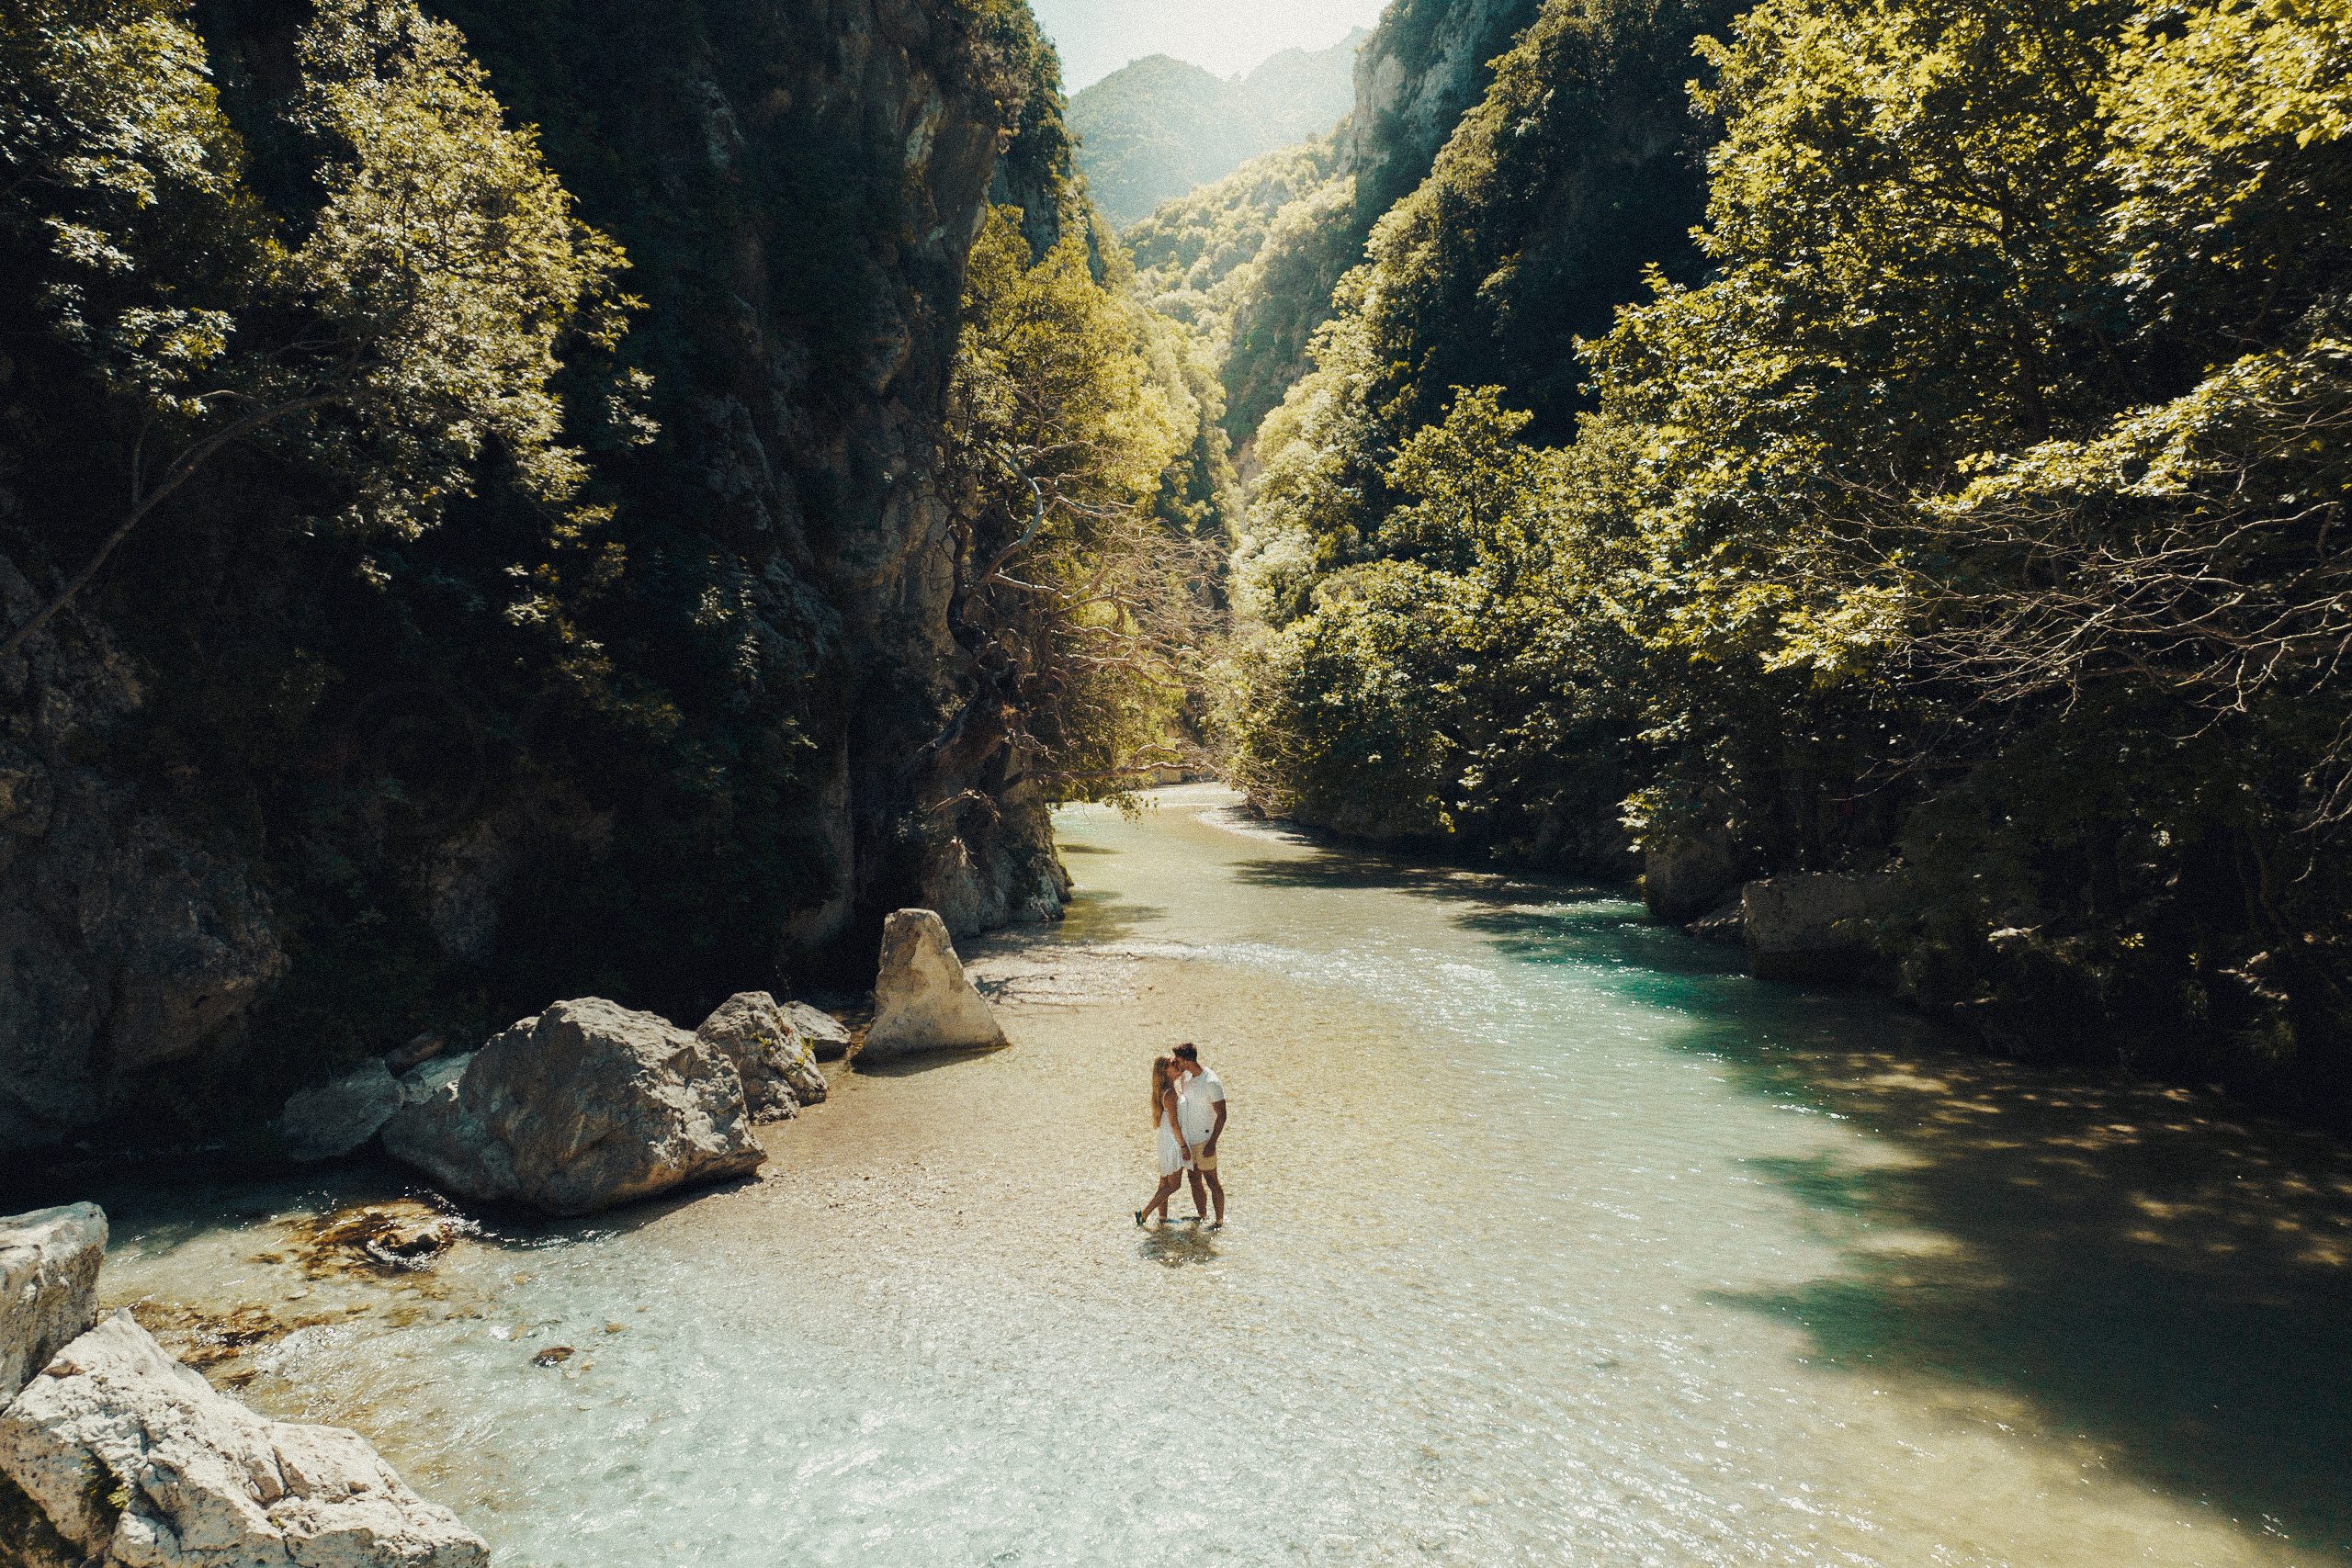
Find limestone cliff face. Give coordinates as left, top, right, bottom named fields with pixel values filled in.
left=448, top=0, right=1078, bottom=951
left=0, top=0, right=1073, bottom=1152
left=0, top=559, right=287, bottom=1152
left=1346, top=0, right=1544, bottom=220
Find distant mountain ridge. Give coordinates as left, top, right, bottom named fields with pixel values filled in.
left=1069, top=30, right=1365, bottom=226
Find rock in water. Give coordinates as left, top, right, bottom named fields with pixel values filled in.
left=379, top=1053, right=502, bottom=1198
left=865, top=909, right=1007, bottom=1057
left=380, top=998, right=763, bottom=1214
left=778, top=1001, right=853, bottom=1062
left=0, top=1204, right=105, bottom=1399
left=0, top=1311, right=486, bottom=1567
left=274, top=1058, right=404, bottom=1162
left=695, top=993, right=827, bottom=1119
left=1741, top=873, right=1895, bottom=982
left=1641, top=827, right=1739, bottom=921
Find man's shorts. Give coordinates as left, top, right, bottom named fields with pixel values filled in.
left=1192, top=1150, right=1218, bottom=1173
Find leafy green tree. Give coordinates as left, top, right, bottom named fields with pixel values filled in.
left=945, top=205, right=1217, bottom=800
left=0, top=0, right=632, bottom=660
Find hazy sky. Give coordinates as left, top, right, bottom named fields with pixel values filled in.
left=1033, top=0, right=1389, bottom=90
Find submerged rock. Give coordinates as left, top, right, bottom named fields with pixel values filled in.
left=864, top=908, right=1007, bottom=1057
left=1683, top=897, right=1744, bottom=946
left=291, top=1199, right=473, bottom=1278
left=380, top=998, right=764, bottom=1214
left=275, top=1058, right=405, bottom=1162
left=0, top=1310, right=486, bottom=1567
left=695, top=992, right=828, bottom=1120
left=0, top=1203, right=105, bottom=1399
left=778, top=1001, right=853, bottom=1062
left=1741, top=872, right=1896, bottom=982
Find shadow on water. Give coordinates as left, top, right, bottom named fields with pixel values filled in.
left=845, top=1043, right=1013, bottom=1079
left=1700, top=1030, right=2352, bottom=1554
left=1049, top=887, right=1165, bottom=947
left=1230, top=833, right=2352, bottom=1556
left=1136, top=1221, right=1219, bottom=1269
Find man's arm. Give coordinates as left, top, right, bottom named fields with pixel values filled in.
left=1204, top=1094, right=1227, bottom=1156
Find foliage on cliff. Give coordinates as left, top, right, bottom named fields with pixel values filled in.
left=0, top=0, right=635, bottom=660
left=1229, top=0, right=2352, bottom=1114
left=945, top=207, right=1226, bottom=796
left=1125, top=134, right=1358, bottom=446
left=1346, top=0, right=1544, bottom=221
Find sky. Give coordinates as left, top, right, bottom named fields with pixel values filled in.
left=1031, top=0, right=1390, bottom=90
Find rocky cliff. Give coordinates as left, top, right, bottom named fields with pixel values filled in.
left=1346, top=0, right=1543, bottom=221
left=0, top=0, right=1079, bottom=1152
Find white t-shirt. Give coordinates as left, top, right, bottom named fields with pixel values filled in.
left=1176, top=1067, right=1225, bottom=1145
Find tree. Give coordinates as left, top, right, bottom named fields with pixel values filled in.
left=941, top=204, right=1216, bottom=803
left=0, top=0, right=633, bottom=660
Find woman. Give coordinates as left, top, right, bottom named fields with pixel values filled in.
left=1136, top=1054, right=1192, bottom=1226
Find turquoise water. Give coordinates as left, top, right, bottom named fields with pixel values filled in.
left=85, top=786, right=2352, bottom=1565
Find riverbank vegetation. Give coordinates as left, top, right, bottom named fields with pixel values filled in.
left=1218, top=0, right=2352, bottom=1118
left=944, top=203, right=1230, bottom=800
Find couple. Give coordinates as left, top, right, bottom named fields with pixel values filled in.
left=1137, top=1043, right=1227, bottom=1229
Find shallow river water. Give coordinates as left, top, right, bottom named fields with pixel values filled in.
left=71, top=785, right=2352, bottom=1565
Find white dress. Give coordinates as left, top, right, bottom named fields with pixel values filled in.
left=1155, top=1108, right=1190, bottom=1176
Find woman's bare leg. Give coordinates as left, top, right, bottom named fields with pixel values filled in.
left=1139, top=1173, right=1182, bottom=1224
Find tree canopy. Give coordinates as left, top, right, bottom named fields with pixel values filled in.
left=1227, top=0, right=2352, bottom=1114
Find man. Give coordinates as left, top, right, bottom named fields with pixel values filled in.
left=1170, top=1043, right=1227, bottom=1228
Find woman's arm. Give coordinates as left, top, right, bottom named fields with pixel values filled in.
left=1163, top=1089, right=1192, bottom=1157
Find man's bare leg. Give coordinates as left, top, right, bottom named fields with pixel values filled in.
left=1185, top=1168, right=1208, bottom=1222
left=1204, top=1170, right=1226, bottom=1226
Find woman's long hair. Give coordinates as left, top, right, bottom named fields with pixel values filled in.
left=1148, top=1055, right=1175, bottom=1126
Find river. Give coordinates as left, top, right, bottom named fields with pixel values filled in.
left=71, top=785, right=2352, bottom=1565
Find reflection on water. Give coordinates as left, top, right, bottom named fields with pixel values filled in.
left=57, top=786, right=2352, bottom=1565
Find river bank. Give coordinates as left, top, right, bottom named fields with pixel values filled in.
left=20, top=785, right=2352, bottom=1565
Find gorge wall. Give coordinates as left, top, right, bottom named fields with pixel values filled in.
left=1346, top=0, right=1543, bottom=222
left=0, top=0, right=1078, bottom=1152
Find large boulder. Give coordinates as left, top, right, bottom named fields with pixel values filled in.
left=0, top=1310, right=486, bottom=1567
left=695, top=992, right=827, bottom=1120
left=1, top=1204, right=105, bottom=1399
left=379, top=1053, right=496, bottom=1193
left=1742, top=872, right=1897, bottom=982
left=380, top=998, right=764, bottom=1215
left=778, top=1002, right=852, bottom=1062
left=274, top=1058, right=404, bottom=1163
left=865, top=909, right=1006, bottom=1057
left=1641, top=827, right=1738, bottom=922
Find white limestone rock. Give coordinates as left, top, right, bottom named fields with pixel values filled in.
left=379, top=998, right=763, bottom=1214
left=695, top=993, right=826, bottom=1120
left=275, top=1058, right=405, bottom=1162
left=0, top=1310, right=486, bottom=1567
left=777, top=1001, right=853, bottom=1062
left=864, top=909, right=1007, bottom=1057
left=0, top=1203, right=105, bottom=1399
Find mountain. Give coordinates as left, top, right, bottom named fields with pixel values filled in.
left=1127, top=136, right=1354, bottom=447
left=1347, top=0, right=1543, bottom=220
left=1069, top=31, right=1365, bottom=226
